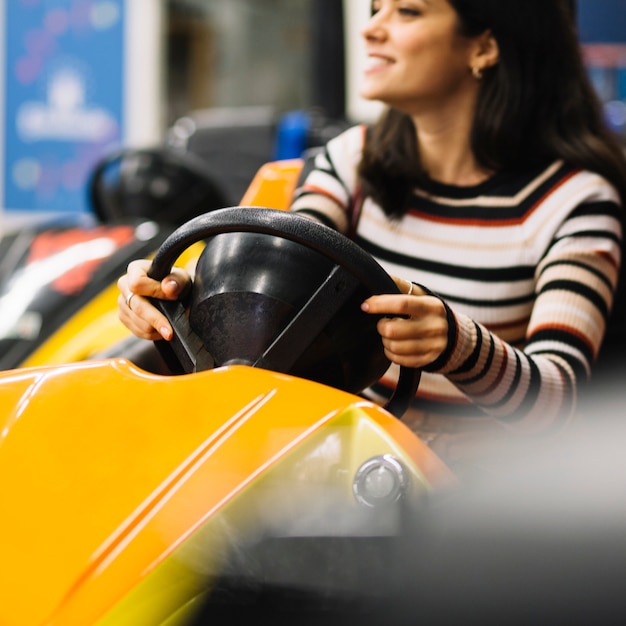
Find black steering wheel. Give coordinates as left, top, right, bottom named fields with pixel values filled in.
left=148, top=206, right=420, bottom=418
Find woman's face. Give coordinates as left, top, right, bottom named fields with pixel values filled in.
left=361, top=0, right=480, bottom=115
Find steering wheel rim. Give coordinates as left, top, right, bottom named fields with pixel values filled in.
left=148, top=206, right=420, bottom=418
left=150, top=207, right=393, bottom=289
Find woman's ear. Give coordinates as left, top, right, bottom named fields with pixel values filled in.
left=470, top=29, right=499, bottom=73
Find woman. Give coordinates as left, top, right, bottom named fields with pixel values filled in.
left=118, top=0, right=626, bottom=466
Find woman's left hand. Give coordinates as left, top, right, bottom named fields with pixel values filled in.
left=361, top=278, right=449, bottom=369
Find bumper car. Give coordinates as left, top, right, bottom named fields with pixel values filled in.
left=0, top=146, right=233, bottom=371
left=0, top=202, right=456, bottom=625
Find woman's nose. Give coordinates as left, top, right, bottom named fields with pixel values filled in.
left=362, top=10, right=388, bottom=42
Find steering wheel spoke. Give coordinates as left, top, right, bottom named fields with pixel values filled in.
left=253, top=264, right=360, bottom=372
left=151, top=298, right=215, bottom=374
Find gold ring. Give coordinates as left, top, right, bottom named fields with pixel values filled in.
left=125, top=292, right=136, bottom=309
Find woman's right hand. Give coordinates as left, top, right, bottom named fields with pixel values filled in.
left=117, top=259, right=192, bottom=341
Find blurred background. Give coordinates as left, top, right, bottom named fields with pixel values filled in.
left=0, top=0, right=624, bottom=227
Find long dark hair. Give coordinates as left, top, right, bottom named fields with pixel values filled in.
left=359, top=0, right=626, bottom=217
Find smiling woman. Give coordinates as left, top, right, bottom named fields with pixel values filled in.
left=361, top=0, right=497, bottom=140
left=118, top=0, right=626, bottom=470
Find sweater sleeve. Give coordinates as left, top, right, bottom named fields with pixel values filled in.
left=428, top=198, right=623, bottom=435
left=290, top=125, right=366, bottom=233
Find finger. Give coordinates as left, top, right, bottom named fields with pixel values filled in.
left=361, top=294, right=417, bottom=318
left=390, top=276, right=427, bottom=296
left=118, top=293, right=159, bottom=340
left=125, top=260, right=191, bottom=301
left=130, top=293, right=174, bottom=341
left=381, top=344, right=441, bottom=369
left=378, top=329, right=447, bottom=368
left=377, top=313, right=445, bottom=339
left=377, top=316, right=421, bottom=339
left=361, top=292, right=441, bottom=318
left=161, top=267, right=192, bottom=300
left=117, top=291, right=174, bottom=341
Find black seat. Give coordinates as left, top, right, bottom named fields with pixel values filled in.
left=88, top=147, right=229, bottom=226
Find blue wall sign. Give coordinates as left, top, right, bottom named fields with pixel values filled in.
left=3, top=0, right=125, bottom=215
left=577, top=0, right=626, bottom=137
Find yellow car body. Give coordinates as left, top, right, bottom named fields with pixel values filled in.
left=0, top=359, right=454, bottom=625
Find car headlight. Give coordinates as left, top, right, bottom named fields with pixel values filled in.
left=352, top=454, right=410, bottom=508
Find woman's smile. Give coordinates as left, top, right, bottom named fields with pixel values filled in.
left=364, top=54, right=395, bottom=74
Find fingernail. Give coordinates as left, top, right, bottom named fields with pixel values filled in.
left=165, top=278, right=179, bottom=293
left=361, top=302, right=370, bottom=312
left=160, top=326, right=172, bottom=340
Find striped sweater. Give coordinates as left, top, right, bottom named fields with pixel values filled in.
left=291, top=124, right=622, bottom=445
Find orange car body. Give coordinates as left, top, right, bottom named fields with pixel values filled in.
left=0, top=359, right=454, bottom=625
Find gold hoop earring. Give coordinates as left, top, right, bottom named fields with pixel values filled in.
left=472, top=66, right=483, bottom=80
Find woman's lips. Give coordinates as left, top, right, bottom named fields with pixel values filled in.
left=364, top=54, right=394, bottom=73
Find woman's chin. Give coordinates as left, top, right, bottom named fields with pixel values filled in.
left=358, top=88, right=384, bottom=103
